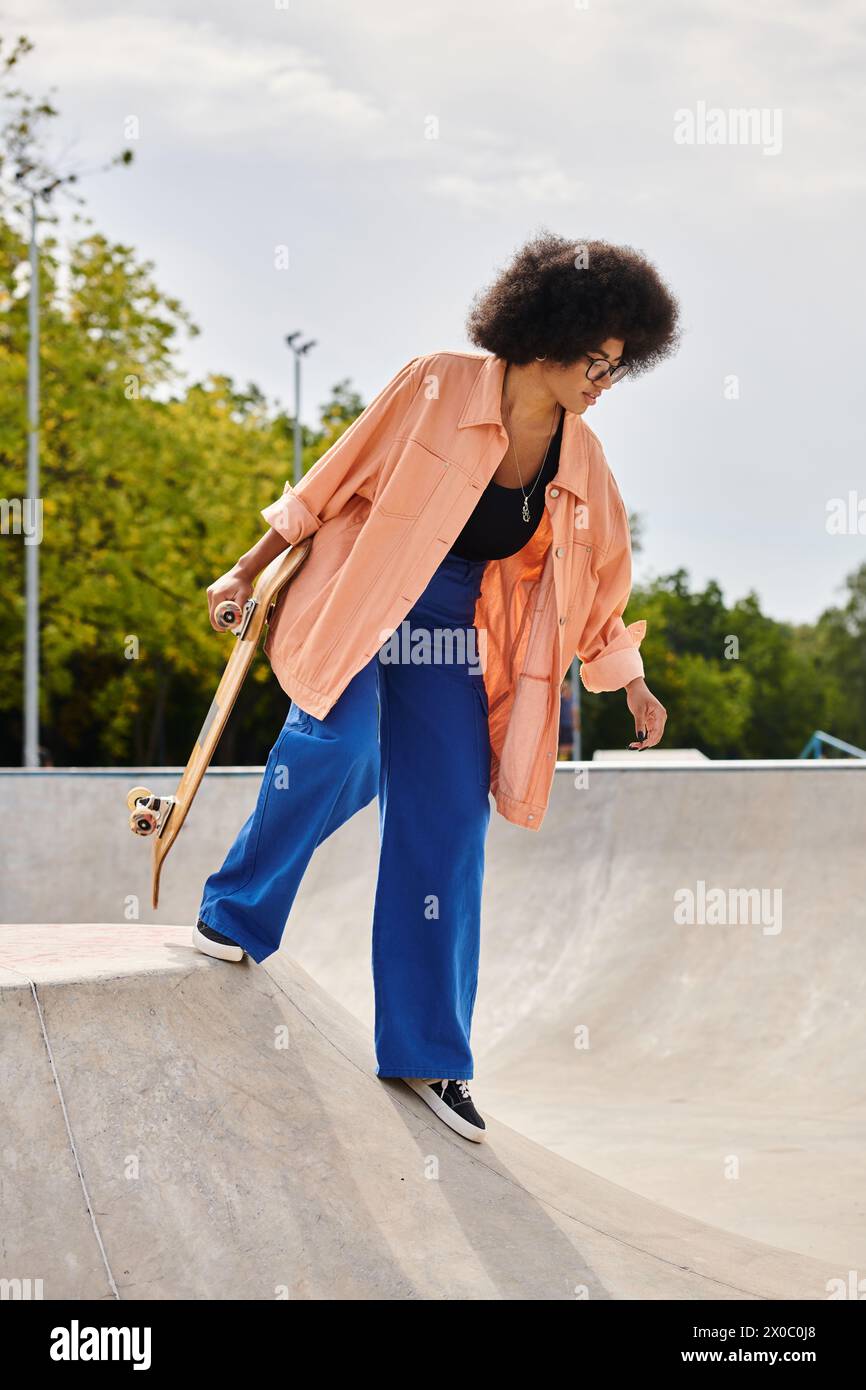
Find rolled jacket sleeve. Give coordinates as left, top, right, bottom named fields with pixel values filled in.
left=577, top=501, right=647, bottom=693
left=261, top=354, right=424, bottom=545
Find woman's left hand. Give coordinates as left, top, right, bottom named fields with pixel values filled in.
left=625, top=678, right=667, bottom=750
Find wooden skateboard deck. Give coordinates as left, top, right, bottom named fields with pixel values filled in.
left=128, top=540, right=312, bottom=908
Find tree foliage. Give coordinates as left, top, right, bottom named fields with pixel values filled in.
left=581, top=566, right=865, bottom=758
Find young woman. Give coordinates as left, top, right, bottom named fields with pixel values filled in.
left=193, top=232, right=679, bottom=1143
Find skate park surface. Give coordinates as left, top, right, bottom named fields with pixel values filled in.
left=1, top=760, right=864, bottom=1299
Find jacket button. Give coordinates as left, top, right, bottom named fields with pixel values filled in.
left=555, top=546, right=565, bottom=558
left=528, top=813, right=535, bottom=821
left=549, top=487, right=559, bottom=498
left=559, top=616, right=566, bottom=625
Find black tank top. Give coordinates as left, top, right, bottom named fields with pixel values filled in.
left=448, top=408, right=564, bottom=561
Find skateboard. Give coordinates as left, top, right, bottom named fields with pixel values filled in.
left=127, top=539, right=312, bottom=908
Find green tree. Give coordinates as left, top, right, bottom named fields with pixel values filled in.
left=810, top=563, right=866, bottom=753
left=578, top=568, right=840, bottom=760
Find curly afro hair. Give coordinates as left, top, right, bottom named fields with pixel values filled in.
left=465, top=230, right=680, bottom=377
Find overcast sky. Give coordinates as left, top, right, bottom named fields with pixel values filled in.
left=6, top=0, right=865, bottom=624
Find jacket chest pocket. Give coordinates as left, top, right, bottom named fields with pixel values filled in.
left=374, top=437, right=450, bottom=518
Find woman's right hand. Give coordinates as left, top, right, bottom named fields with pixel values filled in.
left=206, top=566, right=253, bottom=632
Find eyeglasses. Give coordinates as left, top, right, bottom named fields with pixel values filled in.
left=584, top=355, right=630, bottom=384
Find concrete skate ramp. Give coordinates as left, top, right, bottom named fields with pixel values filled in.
left=0, top=923, right=844, bottom=1300
left=286, top=764, right=866, bottom=1267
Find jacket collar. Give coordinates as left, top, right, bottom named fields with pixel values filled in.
left=456, top=352, right=590, bottom=502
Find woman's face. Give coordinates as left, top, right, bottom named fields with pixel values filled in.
left=543, top=337, right=626, bottom=417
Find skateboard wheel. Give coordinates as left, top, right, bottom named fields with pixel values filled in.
left=126, top=785, right=153, bottom=812
left=130, top=807, right=158, bottom=836
left=215, top=600, right=242, bottom=630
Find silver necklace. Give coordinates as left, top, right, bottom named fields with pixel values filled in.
left=502, top=394, right=561, bottom=523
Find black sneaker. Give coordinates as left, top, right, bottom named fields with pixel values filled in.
left=192, top=919, right=245, bottom=963
left=403, top=1078, right=487, bottom=1143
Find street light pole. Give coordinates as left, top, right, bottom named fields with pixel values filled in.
left=24, top=191, right=40, bottom=768
left=293, top=349, right=301, bottom=488
left=285, top=333, right=316, bottom=487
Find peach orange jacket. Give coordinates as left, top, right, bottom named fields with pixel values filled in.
left=260, top=350, right=646, bottom=831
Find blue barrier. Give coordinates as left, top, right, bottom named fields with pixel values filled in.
left=799, top=730, right=866, bottom=759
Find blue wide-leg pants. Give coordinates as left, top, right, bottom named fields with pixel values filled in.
left=198, top=553, right=492, bottom=1079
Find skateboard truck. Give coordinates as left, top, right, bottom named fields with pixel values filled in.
left=127, top=787, right=176, bottom=838
left=214, top=596, right=257, bottom=639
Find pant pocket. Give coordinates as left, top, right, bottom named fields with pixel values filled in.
left=287, top=698, right=314, bottom=734
left=471, top=678, right=491, bottom=792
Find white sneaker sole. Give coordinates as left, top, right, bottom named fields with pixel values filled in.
left=402, top=1078, right=487, bottom=1143
left=192, top=923, right=244, bottom=963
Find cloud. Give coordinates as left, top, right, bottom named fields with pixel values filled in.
left=5, top=11, right=386, bottom=150
left=427, top=165, right=584, bottom=212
